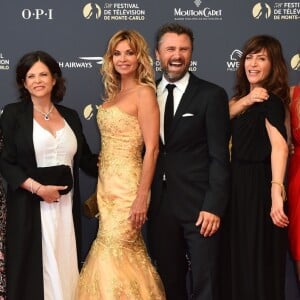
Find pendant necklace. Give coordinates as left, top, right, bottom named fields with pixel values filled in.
left=34, top=104, right=54, bottom=121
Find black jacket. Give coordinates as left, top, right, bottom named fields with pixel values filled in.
left=0, top=101, right=98, bottom=300
left=149, top=73, right=231, bottom=221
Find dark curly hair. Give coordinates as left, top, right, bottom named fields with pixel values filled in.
left=16, top=50, right=66, bottom=102
left=234, top=35, right=290, bottom=106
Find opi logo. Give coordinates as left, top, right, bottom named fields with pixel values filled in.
left=22, top=9, right=54, bottom=20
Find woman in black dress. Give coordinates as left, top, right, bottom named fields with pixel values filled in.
left=224, top=35, right=290, bottom=300
left=0, top=132, right=6, bottom=300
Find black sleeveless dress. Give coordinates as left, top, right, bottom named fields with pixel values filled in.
left=0, top=132, right=6, bottom=299
left=223, top=94, right=287, bottom=300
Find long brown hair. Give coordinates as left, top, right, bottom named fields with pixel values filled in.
left=234, top=35, right=290, bottom=106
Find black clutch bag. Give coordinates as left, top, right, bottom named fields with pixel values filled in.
left=28, top=165, right=73, bottom=195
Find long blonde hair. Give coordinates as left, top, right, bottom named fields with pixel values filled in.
left=101, top=30, right=155, bottom=101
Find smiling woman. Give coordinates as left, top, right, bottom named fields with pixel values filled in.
left=75, top=30, right=165, bottom=300
left=244, top=49, right=271, bottom=88
left=112, top=40, right=139, bottom=78
left=0, top=50, right=98, bottom=300
left=222, top=35, right=290, bottom=300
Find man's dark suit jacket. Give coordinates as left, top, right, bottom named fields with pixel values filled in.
left=0, top=101, right=98, bottom=300
left=149, top=72, right=230, bottom=222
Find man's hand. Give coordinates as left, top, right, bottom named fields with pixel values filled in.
left=195, top=211, right=220, bottom=237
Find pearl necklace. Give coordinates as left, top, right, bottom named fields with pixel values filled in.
left=34, top=104, right=54, bottom=121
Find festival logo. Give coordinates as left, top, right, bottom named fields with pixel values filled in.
left=252, top=2, right=300, bottom=20
left=83, top=104, right=99, bottom=120
left=252, top=2, right=272, bottom=19
left=83, top=3, right=102, bottom=20
left=83, top=2, right=146, bottom=21
left=291, top=53, right=300, bottom=71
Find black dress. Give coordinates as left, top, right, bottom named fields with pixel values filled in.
left=0, top=133, right=6, bottom=299
left=225, top=94, right=287, bottom=300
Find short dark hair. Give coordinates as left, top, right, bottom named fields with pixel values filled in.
left=16, top=50, right=66, bottom=102
left=155, top=23, right=194, bottom=50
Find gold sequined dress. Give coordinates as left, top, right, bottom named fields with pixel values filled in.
left=76, top=105, right=165, bottom=300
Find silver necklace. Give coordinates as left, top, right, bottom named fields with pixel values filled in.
left=34, top=104, right=54, bottom=121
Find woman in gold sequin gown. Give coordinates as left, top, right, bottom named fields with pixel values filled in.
left=76, top=30, right=165, bottom=299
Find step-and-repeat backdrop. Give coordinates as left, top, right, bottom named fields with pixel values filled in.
left=0, top=1, right=299, bottom=259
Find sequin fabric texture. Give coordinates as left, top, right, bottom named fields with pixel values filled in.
left=76, top=105, right=165, bottom=300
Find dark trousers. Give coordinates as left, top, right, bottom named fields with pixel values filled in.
left=147, top=185, right=220, bottom=300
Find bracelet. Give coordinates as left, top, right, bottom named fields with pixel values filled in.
left=271, top=181, right=286, bottom=202
left=30, top=179, right=34, bottom=194
left=35, top=184, right=42, bottom=195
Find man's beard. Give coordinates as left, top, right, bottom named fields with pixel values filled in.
left=161, top=65, right=189, bottom=83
